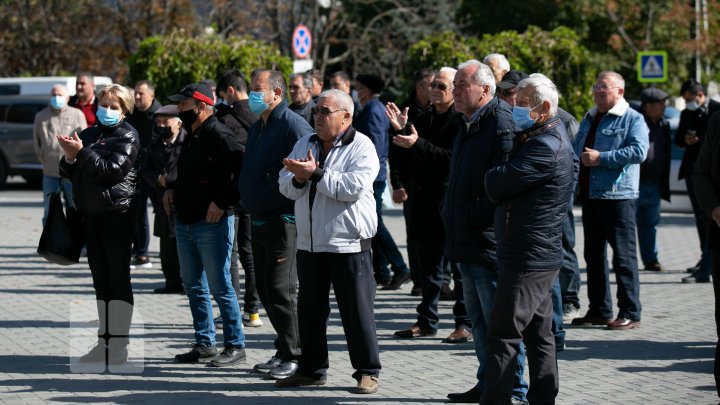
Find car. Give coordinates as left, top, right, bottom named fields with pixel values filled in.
left=0, top=76, right=113, bottom=96
left=0, top=95, right=49, bottom=187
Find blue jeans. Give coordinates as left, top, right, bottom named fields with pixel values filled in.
left=459, top=263, right=527, bottom=402
left=635, top=181, right=661, bottom=265
left=42, top=175, right=73, bottom=225
left=559, top=196, right=581, bottom=309
left=551, top=275, right=565, bottom=347
left=176, top=216, right=245, bottom=348
left=371, top=181, right=408, bottom=279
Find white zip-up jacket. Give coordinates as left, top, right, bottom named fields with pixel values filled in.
left=279, top=127, right=379, bottom=253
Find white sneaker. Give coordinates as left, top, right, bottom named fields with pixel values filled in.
left=242, top=312, right=263, bottom=327
left=562, top=304, right=580, bottom=323
left=129, top=256, right=152, bottom=270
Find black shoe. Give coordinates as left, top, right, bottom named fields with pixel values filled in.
left=375, top=273, right=391, bottom=287
left=447, top=386, right=482, bottom=403
left=268, top=360, right=298, bottom=379
left=410, top=283, right=422, bottom=296
left=79, top=340, right=106, bottom=363
left=643, top=261, right=663, bottom=271
left=129, top=255, right=152, bottom=270
left=275, top=372, right=326, bottom=388
left=154, top=285, right=183, bottom=294
left=382, top=272, right=411, bottom=290
left=175, top=344, right=219, bottom=363
left=439, top=283, right=456, bottom=301
left=687, top=260, right=702, bottom=273
left=209, top=346, right=246, bottom=367
left=682, top=273, right=711, bottom=283
left=253, top=356, right=284, bottom=374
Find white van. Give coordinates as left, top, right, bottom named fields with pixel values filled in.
left=0, top=76, right=113, bottom=96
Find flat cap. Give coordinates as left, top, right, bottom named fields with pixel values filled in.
left=154, top=104, right=179, bottom=117
left=640, top=87, right=668, bottom=103
left=497, top=70, right=529, bottom=90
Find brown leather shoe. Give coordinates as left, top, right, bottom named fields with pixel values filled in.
left=570, top=313, right=612, bottom=326
left=606, top=317, right=641, bottom=330
left=443, top=327, right=472, bottom=343
left=394, top=323, right=437, bottom=338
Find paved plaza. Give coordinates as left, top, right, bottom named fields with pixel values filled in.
left=0, top=179, right=717, bottom=404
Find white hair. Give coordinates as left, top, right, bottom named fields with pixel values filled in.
left=438, top=67, right=457, bottom=75
left=483, top=53, right=510, bottom=71
left=598, top=71, right=625, bottom=90
left=517, top=75, right=559, bottom=117
left=50, top=84, right=68, bottom=95
left=457, top=60, right=496, bottom=96
left=319, top=89, right=354, bottom=117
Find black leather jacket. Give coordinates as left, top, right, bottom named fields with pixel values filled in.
left=59, top=120, right=140, bottom=217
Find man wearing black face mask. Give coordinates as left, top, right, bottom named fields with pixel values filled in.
left=163, top=83, right=248, bottom=366
left=143, top=105, right=185, bottom=293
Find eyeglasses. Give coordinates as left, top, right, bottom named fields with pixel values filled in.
left=591, top=84, right=619, bottom=93
left=430, top=81, right=453, bottom=91
left=312, top=106, right=346, bottom=116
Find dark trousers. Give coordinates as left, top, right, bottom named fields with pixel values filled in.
left=403, top=203, right=422, bottom=286
left=84, top=212, right=135, bottom=344
left=709, top=228, right=720, bottom=399
left=159, top=236, right=182, bottom=289
left=371, top=181, right=408, bottom=279
left=231, top=211, right=260, bottom=314
left=482, top=270, right=559, bottom=405
left=132, top=186, right=150, bottom=257
left=416, top=238, right=470, bottom=330
left=550, top=275, right=565, bottom=347
left=687, top=167, right=713, bottom=278
left=251, top=217, right=301, bottom=361
left=581, top=199, right=642, bottom=321
left=296, top=250, right=381, bottom=380
left=559, top=200, right=581, bottom=309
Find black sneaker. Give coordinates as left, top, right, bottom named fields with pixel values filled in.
left=79, top=340, right=106, bottom=363
left=175, top=344, right=219, bottom=363
left=268, top=360, right=298, bottom=379
left=209, top=347, right=246, bottom=367
left=381, top=272, right=411, bottom=291
left=253, top=356, right=283, bottom=374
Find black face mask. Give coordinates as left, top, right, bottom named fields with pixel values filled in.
left=178, top=108, right=199, bottom=132
left=154, top=125, right=174, bottom=139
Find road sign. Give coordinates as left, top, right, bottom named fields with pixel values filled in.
left=292, top=24, right=312, bottom=59
left=637, top=51, right=668, bottom=83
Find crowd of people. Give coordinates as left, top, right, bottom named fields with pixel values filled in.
left=30, top=52, right=720, bottom=403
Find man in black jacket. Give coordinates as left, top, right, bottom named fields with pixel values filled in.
left=126, top=80, right=161, bottom=270
left=483, top=75, right=577, bottom=405
left=215, top=69, right=263, bottom=328
left=163, top=83, right=247, bottom=367
left=443, top=60, right=527, bottom=404
left=676, top=79, right=720, bottom=283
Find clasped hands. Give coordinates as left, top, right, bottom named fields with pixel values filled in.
left=56, top=132, right=83, bottom=161
left=283, top=149, right=319, bottom=183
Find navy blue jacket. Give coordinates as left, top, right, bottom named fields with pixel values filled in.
left=239, top=100, right=314, bottom=219
left=442, top=97, right=514, bottom=266
left=485, top=116, right=579, bottom=272
left=354, top=97, right=390, bottom=182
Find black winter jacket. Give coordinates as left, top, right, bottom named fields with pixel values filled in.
left=169, top=116, right=243, bottom=224
left=215, top=100, right=258, bottom=148
left=485, top=117, right=578, bottom=272
left=442, top=97, right=514, bottom=266
left=675, top=99, right=720, bottom=179
left=59, top=121, right=140, bottom=217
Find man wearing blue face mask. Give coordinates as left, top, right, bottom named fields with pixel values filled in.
left=239, top=69, right=314, bottom=380
left=33, top=84, right=87, bottom=224
left=676, top=79, right=720, bottom=283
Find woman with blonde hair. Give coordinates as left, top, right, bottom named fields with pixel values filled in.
left=58, top=84, right=140, bottom=365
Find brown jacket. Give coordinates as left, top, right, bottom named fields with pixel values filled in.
left=33, top=106, right=87, bottom=177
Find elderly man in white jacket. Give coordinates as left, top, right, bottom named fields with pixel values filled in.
left=276, top=89, right=382, bottom=394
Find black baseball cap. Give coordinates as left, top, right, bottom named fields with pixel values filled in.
left=355, top=74, right=384, bottom=94
left=168, top=83, right=215, bottom=106
left=497, top=70, right=529, bottom=90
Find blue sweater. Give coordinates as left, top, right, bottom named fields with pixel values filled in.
left=354, top=97, right=390, bottom=182
left=239, top=100, right=315, bottom=219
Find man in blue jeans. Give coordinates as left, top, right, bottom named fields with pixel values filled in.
left=164, top=82, right=246, bottom=366
left=571, top=71, right=648, bottom=330
left=442, top=60, right=527, bottom=404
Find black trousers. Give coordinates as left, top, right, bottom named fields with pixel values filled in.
left=159, top=236, right=182, bottom=289
left=296, top=250, right=381, bottom=380
left=482, top=269, right=559, bottom=405
left=251, top=217, right=301, bottom=361
left=709, top=227, right=720, bottom=399
left=231, top=211, right=260, bottom=314
left=84, top=212, right=135, bottom=344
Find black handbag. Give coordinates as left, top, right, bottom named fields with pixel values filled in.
left=37, top=191, right=84, bottom=265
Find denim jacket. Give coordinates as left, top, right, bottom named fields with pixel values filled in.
left=573, top=98, right=649, bottom=199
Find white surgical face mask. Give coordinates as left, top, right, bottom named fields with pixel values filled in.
left=686, top=101, right=700, bottom=111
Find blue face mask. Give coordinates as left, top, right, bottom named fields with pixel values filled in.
left=248, top=91, right=270, bottom=115
left=96, top=106, right=122, bottom=126
left=512, top=104, right=540, bottom=131
left=50, top=95, right=66, bottom=110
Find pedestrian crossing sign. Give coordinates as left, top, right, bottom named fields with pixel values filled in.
left=637, top=51, right=668, bottom=83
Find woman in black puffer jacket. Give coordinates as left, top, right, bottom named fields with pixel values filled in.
left=58, top=84, right=139, bottom=366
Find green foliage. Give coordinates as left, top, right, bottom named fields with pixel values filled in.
left=128, top=31, right=293, bottom=101
left=408, top=26, right=598, bottom=118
